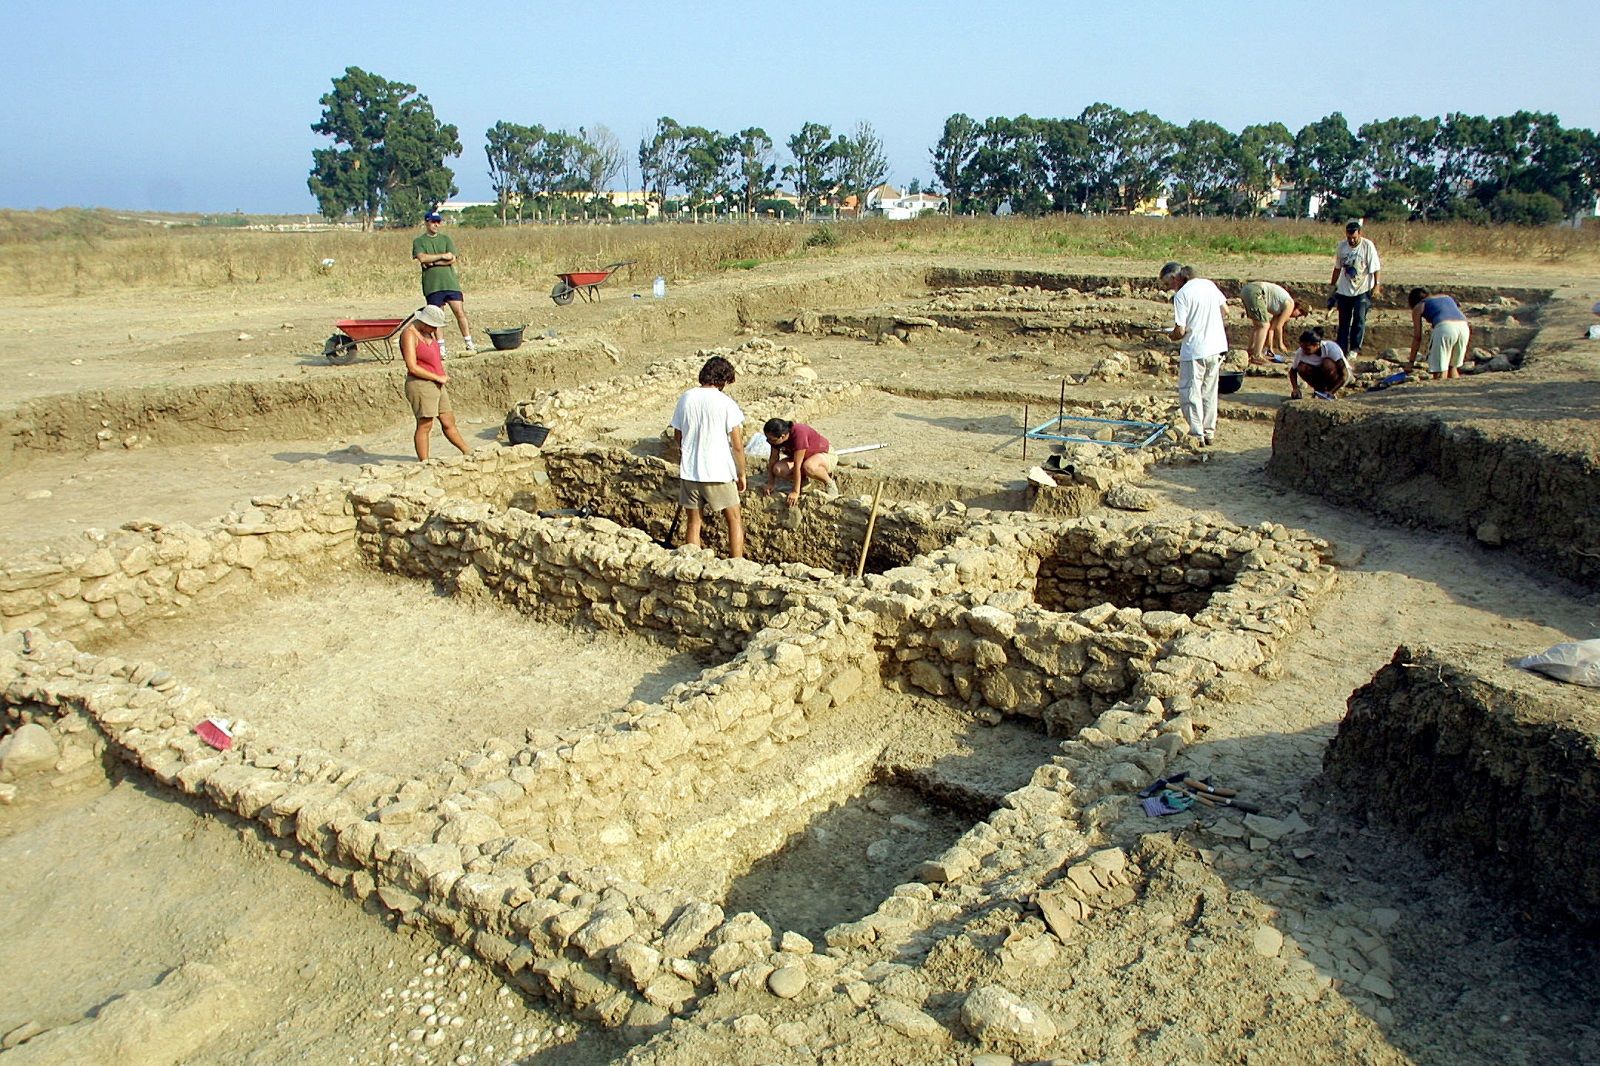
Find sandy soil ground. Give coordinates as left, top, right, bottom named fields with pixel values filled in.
left=95, top=569, right=710, bottom=777
left=4, top=250, right=1600, bottom=1064
left=0, top=781, right=631, bottom=1065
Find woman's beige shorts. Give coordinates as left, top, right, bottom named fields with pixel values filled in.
left=405, top=377, right=452, bottom=419
left=1428, top=319, right=1470, bottom=374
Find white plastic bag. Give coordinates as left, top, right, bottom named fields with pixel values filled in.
left=1516, top=639, right=1600, bottom=687
left=744, top=435, right=772, bottom=459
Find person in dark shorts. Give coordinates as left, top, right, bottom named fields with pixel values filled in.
left=762, top=418, right=839, bottom=503
left=669, top=356, right=747, bottom=557
left=412, top=211, right=475, bottom=352
left=400, top=304, right=471, bottom=461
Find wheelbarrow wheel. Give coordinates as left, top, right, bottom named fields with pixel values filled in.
left=550, top=282, right=576, bottom=306
left=323, top=334, right=358, bottom=365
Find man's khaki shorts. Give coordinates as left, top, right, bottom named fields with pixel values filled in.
left=405, top=377, right=452, bottom=419
left=679, top=480, right=739, bottom=511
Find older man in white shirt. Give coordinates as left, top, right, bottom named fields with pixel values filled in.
left=1160, top=261, right=1229, bottom=447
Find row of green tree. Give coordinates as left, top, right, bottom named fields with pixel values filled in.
left=306, top=68, right=1599, bottom=228
left=306, top=67, right=894, bottom=226
left=635, top=117, right=888, bottom=220
left=931, top=105, right=1600, bottom=223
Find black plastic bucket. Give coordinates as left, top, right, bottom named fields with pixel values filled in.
left=506, top=420, right=550, bottom=446
left=1218, top=371, right=1245, bottom=395
left=487, top=326, right=525, bottom=351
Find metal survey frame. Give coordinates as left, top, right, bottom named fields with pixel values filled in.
left=1024, top=413, right=1169, bottom=450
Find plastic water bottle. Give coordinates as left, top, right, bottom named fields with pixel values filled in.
left=652, top=276, right=666, bottom=299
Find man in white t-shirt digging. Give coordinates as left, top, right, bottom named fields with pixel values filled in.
left=670, top=355, right=748, bottom=557
left=1159, top=262, right=1229, bottom=447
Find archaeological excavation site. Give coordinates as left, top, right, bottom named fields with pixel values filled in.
left=3, top=258, right=1599, bottom=1065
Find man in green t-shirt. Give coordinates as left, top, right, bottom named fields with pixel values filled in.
left=411, top=211, right=475, bottom=352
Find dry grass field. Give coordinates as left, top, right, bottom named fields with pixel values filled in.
left=4, top=207, right=1596, bottom=298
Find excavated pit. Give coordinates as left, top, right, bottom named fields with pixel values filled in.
left=816, top=271, right=1548, bottom=383
left=722, top=774, right=976, bottom=942
left=539, top=445, right=967, bottom=575
left=90, top=569, right=719, bottom=778
left=1031, top=525, right=1246, bottom=616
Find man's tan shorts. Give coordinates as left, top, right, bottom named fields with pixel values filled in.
left=405, top=377, right=452, bottom=419
left=679, top=480, right=739, bottom=511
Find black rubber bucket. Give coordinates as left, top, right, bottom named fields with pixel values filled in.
left=487, top=326, right=525, bottom=351
left=1218, top=371, right=1245, bottom=395
left=506, top=420, right=550, bottom=446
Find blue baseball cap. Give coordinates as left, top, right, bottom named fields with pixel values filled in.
left=424, top=211, right=443, bottom=222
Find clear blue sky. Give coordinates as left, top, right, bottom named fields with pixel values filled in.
left=11, top=0, right=1596, bottom=213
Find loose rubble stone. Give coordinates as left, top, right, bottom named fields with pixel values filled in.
left=874, top=1000, right=949, bottom=1043
left=1253, top=926, right=1284, bottom=957
left=0, top=724, right=59, bottom=778
left=767, top=965, right=807, bottom=999
left=961, top=985, right=1058, bottom=1053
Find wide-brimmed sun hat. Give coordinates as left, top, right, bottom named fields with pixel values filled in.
left=414, top=305, right=449, bottom=329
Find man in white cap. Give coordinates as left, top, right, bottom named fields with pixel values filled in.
left=412, top=211, right=475, bottom=352
left=400, top=304, right=471, bottom=461
left=1160, top=262, right=1229, bottom=447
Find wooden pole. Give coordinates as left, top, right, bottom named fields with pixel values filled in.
left=1022, top=403, right=1029, bottom=460
left=1058, top=379, right=1066, bottom=427
left=854, top=482, right=885, bottom=579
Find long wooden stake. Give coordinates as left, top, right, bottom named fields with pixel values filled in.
left=1022, top=403, right=1029, bottom=460
left=855, top=481, right=885, bottom=579
left=1058, top=379, right=1066, bottom=425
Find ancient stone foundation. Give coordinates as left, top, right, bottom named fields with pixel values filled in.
left=1324, top=644, right=1600, bottom=929
left=2, top=442, right=1338, bottom=1043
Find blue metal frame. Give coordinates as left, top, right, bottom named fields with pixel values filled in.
left=1025, top=414, right=1170, bottom=450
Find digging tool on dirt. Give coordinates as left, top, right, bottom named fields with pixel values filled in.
left=834, top=444, right=887, bottom=456
left=854, top=482, right=885, bottom=579
left=657, top=505, right=682, bottom=550
left=1181, top=777, right=1237, bottom=798
left=1187, top=790, right=1260, bottom=814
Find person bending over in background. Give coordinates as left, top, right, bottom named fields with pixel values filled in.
left=670, top=356, right=747, bottom=558
left=1330, top=220, right=1381, bottom=359
left=1239, top=280, right=1308, bottom=365
left=401, top=305, right=471, bottom=461
left=1407, top=288, right=1470, bottom=380
left=1289, top=327, right=1351, bottom=400
left=1160, top=261, right=1229, bottom=447
left=763, top=419, right=840, bottom=503
left=412, top=211, right=475, bottom=353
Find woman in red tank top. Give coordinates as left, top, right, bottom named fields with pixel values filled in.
left=401, top=305, right=471, bottom=461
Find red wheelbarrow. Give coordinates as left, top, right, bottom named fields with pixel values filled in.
left=550, top=260, right=635, bottom=305
left=322, top=315, right=414, bottom=364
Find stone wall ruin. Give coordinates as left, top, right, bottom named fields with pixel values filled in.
left=2, top=440, right=1339, bottom=1044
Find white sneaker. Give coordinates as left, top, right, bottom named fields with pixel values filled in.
left=463, top=337, right=477, bottom=353
left=823, top=480, right=840, bottom=498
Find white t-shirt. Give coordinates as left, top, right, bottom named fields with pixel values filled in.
left=1292, top=339, right=1346, bottom=371
left=1171, top=278, right=1228, bottom=361
left=670, top=387, right=744, bottom=483
left=1334, top=237, right=1381, bottom=297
